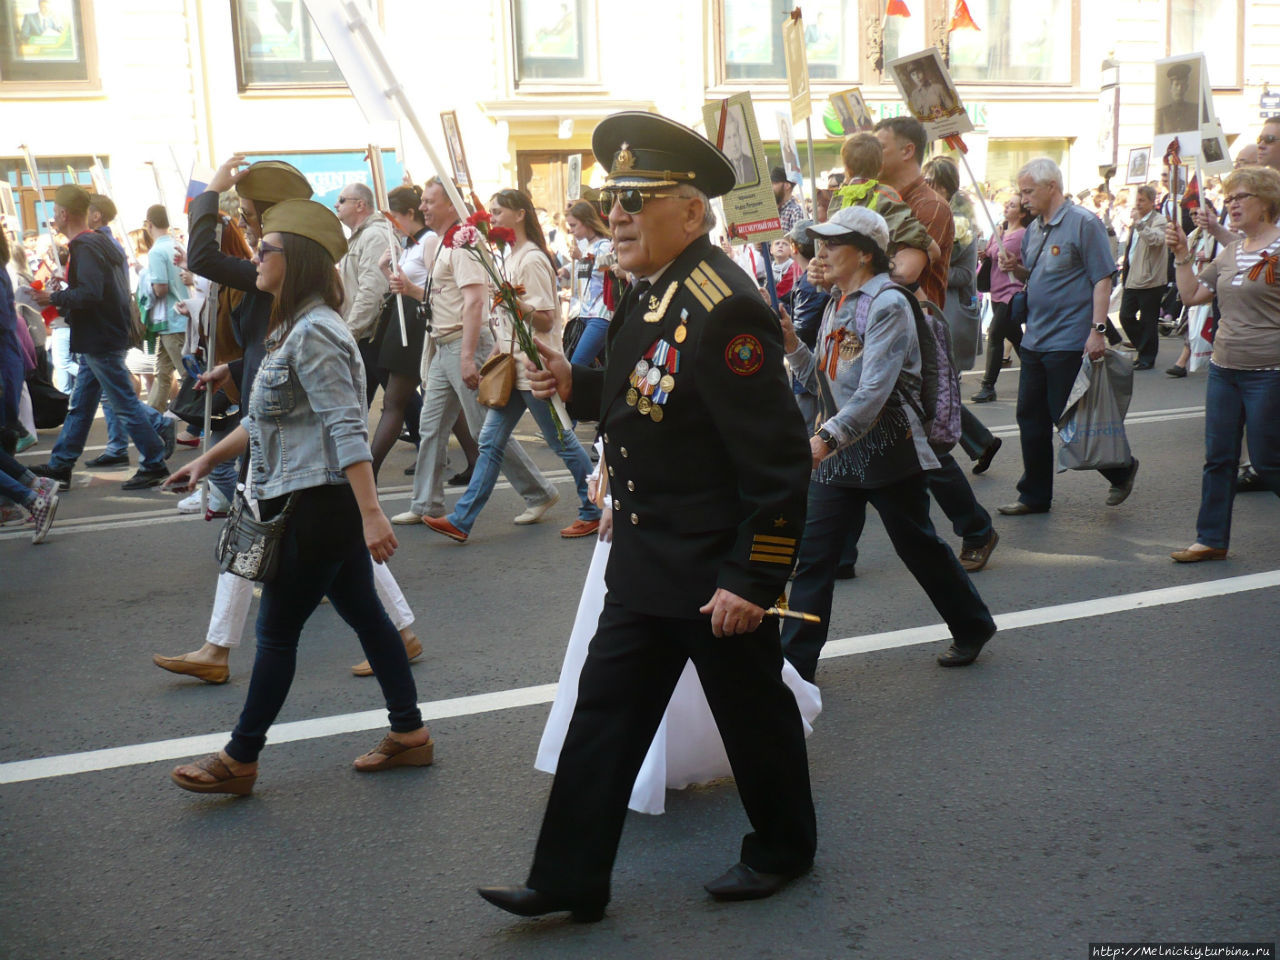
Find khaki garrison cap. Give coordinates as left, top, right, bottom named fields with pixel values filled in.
left=259, top=198, right=348, bottom=262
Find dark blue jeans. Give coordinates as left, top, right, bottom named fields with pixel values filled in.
left=1195, top=364, right=1280, bottom=549
left=51, top=350, right=166, bottom=471
left=225, top=483, right=422, bottom=763
left=782, top=476, right=996, bottom=683
left=1014, top=348, right=1134, bottom=509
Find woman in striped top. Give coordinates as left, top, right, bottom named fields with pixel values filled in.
left=1165, top=165, right=1280, bottom=562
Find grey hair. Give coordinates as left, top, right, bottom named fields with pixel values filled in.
left=1017, top=158, right=1063, bottom=191
left=1136, top=184, right=1157, bottom=202
left=676, top=184, right=717, bottom=234
left=346, top=182, right=375, bottom=208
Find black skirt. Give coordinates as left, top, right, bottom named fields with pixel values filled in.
left=375, top=295, right=427, bottom=380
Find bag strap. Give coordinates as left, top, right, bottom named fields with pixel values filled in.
left=1023, top=219, right=1057, bottom=278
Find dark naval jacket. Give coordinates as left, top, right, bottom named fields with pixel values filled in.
left=567, top=234, right=810, bottom=619
left=49, top=228, right=131, bottom=355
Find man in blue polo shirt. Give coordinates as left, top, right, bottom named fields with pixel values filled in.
left=996, top=158, right=1138, bottom=514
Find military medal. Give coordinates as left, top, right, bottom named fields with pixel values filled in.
left=625, top=387, right=639, bottom=406
left=659, top=374, right=675, bottom=393
left=649, top=404, right=664, bottom=422
left=637, top=396, right=652, bottom=414
left=635, top=359, right=650, bottom=378
left=674, top=308, right=689, bottom=344
left=646, top=367, right=661, bottom=386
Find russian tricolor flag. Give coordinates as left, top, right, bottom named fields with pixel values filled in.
left=184, top=164, right=216, bottom=213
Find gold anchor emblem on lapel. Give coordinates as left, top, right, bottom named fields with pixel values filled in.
left=643, top=281, right=678, bottom=323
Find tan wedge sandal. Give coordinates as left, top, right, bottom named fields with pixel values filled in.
left=354, top=733, right=435, bottom=772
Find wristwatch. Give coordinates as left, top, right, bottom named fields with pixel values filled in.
left=1093, top=322, right=1108, bottom=334
left=816, top=427, right=838, bottom=450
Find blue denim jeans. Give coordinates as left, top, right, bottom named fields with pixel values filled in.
left=0, top=448, right=36, bottom=506
left=101, top=382, right=168, bottom=458
left=448, top=389, right=600, bottom=534
left=782, top=475, right=995, bottom=683
left=1195, top=364, right=1280, bottom=549
left=51, top=351, right=166, bottom=471
left=49, top=327, right=77, bottom=395
left=569, top=316, right=610, bottom=366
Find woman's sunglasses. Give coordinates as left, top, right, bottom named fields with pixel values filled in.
left=597, top=188, right=685, bottom=216
left=258, top=240, right=285, bottom=258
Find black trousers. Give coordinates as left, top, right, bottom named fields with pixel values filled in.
left=782, top=475, right=996, bottom=683
left=527, top=598, right=817, bottom=906
left=1014, top=348, right=1135, bottom=508
left=1118, top=286, right=1164, bottom=365
left=981, top=299, right=1023, bottom=390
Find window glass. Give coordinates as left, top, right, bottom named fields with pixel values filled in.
left=948, top=0, right=1072, bottom=83
left=724, top=0, right=859, bottom=82
left=0, top=0, right=92, bottom=84
left=513, top=0, right=593, bottom=83
left=232, top=0, right=342, bottom=88
left=881, top=8, right=926, bottom=71
left=982, top=139, right=1070, bottom=190
left=1170, top=0, right=1236, bottom=87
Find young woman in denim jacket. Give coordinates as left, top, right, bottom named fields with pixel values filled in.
left=165, top=199, right=433, bottom=796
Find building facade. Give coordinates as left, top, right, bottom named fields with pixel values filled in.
left=0, top=0, right=1266, bottom=234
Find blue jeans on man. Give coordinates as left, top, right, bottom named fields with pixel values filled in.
left=1195, top=365, right=1280, bottom=549
left=101, top=386, right=169, bottom=458
left=1014, top=348, right=1135, bottom=508
left=447, top=390, right=600, bottom=535
left=50, top=350, right=166, bottom=471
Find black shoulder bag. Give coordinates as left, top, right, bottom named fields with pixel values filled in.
left=1007, top=222, right=1054, bottom=329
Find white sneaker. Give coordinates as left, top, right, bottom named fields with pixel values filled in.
left=391, top=510, right=424, bottom=525
left=177, top=490, right=203, bottom=514
left=513, top=489, right=560, bottom=525
left=178, top=486, right=231, bottom=516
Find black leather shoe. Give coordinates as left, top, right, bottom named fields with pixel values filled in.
left=937, top=631, right=993, bottom=667
left=121, top=467, right=170, bottom=490
left=972, top=436, right=1002, bottom=475
left=447, top=467, right=474, bottom=486
left=476, top=885, right=605, bottom=923
left=1165, top=364, right=1187, bottom=378
left=970, top=386, right=996, bottom=403
left=834, top=563, right=856, bottom=580
left=1133, top=360, right=1154, bottom=370
left=1105, top=457, right=1138, bottom=506
left=29, top=462, right=72, bottom=491
left=85, top=452, right=129, bottom=468
left=1237, top=466, right=1266, bottom=493
left=704, top=862, right=807, bottom=902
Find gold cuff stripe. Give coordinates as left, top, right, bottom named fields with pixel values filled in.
left=750, top=553, right=794, bottom=565
left=749, top=544, right=794, bottom=557
left=753, top=535, right=798, bottom=546
left=696, top=262, right=732, bottom=299
left=684, top=276, right=715, bottom=311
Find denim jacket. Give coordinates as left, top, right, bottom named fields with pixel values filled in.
left=246, top=298, right=371, bottom=499
left=786, top=273, right=938, bottom=474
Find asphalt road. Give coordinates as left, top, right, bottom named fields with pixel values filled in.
left=1, top=341, right=1277, bottom=960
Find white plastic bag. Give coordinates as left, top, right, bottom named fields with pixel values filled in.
left=1055, top=349, right=1134, bottom=472
left=1186, top=303, right=1213, bottom=372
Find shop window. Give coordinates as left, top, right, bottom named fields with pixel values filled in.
left=982, top=138, right=1070, bottom=190
left=1169, top=0, right=1239, bottom=88
left=948, top=0, right=1072, bottom=84
left=0, top=0, right=97, bottom=89
left=231, top=0, right=344, bottom=89
left=512, top=0, right=595, bottom=84
left=722, top=0, right=860, bottom=82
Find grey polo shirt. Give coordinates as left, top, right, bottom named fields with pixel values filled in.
left=1020, top=199, right=1117, bottom=353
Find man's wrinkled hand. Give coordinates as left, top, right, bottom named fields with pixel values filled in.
left=525, top=339, right=572, bottom=402
left=699, top=589, right=766, bottom=638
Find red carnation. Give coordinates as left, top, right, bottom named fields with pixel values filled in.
left=467, top=209, right=492, bottom=227
left=443, top=223, right=461, bottom=248
left=488, top=226, right=516, bottom=247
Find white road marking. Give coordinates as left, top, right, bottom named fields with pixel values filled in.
left=2, top=569, right=1275, bottom=786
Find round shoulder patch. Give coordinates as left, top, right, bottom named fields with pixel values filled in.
left=725, top=334, right=764, bottom=376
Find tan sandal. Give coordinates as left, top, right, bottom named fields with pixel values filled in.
left=355, top=733, right=435, bottom=772
left=171, top=753, right=256, bottom=796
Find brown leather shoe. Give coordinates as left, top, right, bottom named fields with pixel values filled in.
left=352, top=632, right=424, bottom=677
left=559, top=518, right=600, bottom=539
left=997, top=501, right=1049, bottom=516
left=959, top=530, right=999, bottom=573
left=423, top=514, right=468, bottom=542
left=152, top=653, right=229, bottom=684
left=1170, top=545, right=1228, bottom=563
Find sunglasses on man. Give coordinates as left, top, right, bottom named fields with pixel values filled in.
left=597, top=188, right=686, bottom=216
